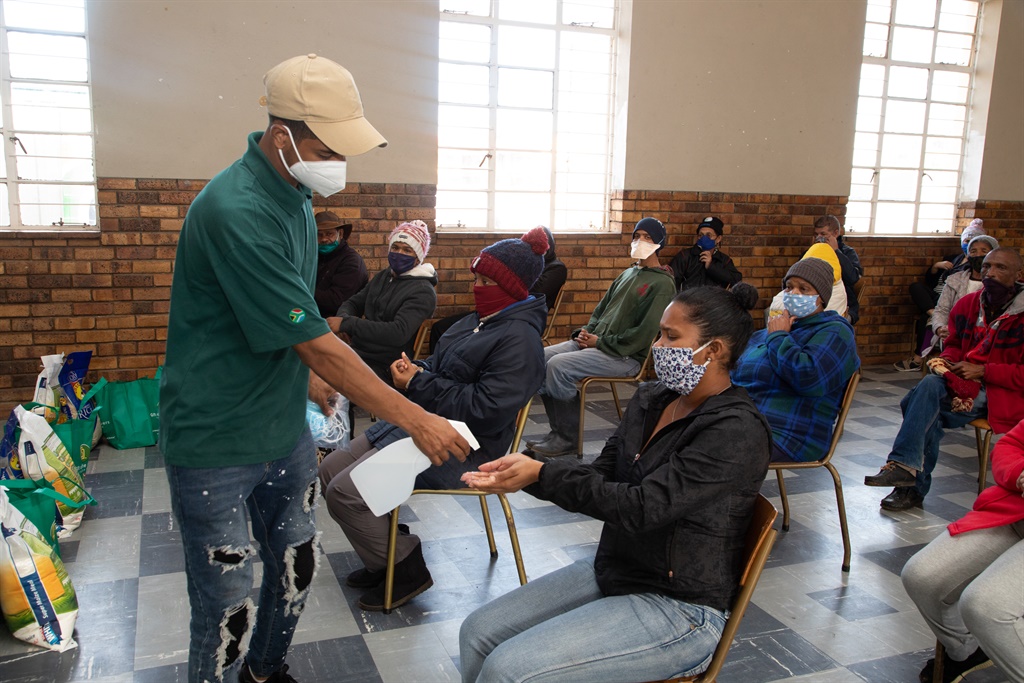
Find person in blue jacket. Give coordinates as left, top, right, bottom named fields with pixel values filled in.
left=732, top=257, right=860, bottom=462
left=318, top=227, right=550, bottom=611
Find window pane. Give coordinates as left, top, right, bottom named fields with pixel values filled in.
left=557, top=151, right=609, bottom=176
left=855, top=96, right=882, bottom=132
left=439, top=21, right=491, bottom=63
left=891, top=26, right=934, bottom=62
left=877, top=169, right=918, bottom=200
left=0, top=185, right=9, bottom=226
left=845, top=201, right=873, bottom=234
left=498, top=68, right=553, bottom=108
left=560, top=32, right=612, bottom=74
left=927, top=103, right=965, bottom=136
left=16, top=155, right=93, bottom=182
left=8, top=32, right=87, bottom=81
left=437, top=207, right=488, bottom=230
left=888, top=66, right=929, bottom=99
left=495, top=151, right=551, bottom=191
left=499, top=0, right=556, bottom=24
left=883, top=99, right=926, bottom=133
left=555, top=208, right=606, bottom=231
left=439, top=63, right=490, bottom=105
left=923, top=150, right=961, bottom=170
left=4, top=0, right=85, bottom=32
left=934, top=31, right=973, bottom=66
left=557, top=130, right=606, bottom=154
left=557, top=112, right=607, bottom=136
left=494, top=192, right=550, bottom=231
left=919, top=169, right=958, bottom=203
left=865, top=0, right=892, bottom=24
left=496, top=109, right=552, bottom=150
left=859, top=64, right=886, bottom=96
left=19, top=183, right=96, bottom=226
left=556, top=171, right=605, bottom=194
left=436, top=190, right=488, bottom=210
left=438, top=105, right=491, bottom=148
left=863, top=22, right=890, bottom=57
left=441, top=0, right=490, bottom=17
left=931, top=70, right=969, bottom=103
left=874, top=202, right=916, bottom=233
left=919, top=202, right=954, bottom=220
left=939, top=0, right=978, bottom=33
left=881, top=133, right=922, bottom=167
left=563, top=0, right=615, bottom=29
left=895, top=0, right=935, bottom=27
left=498, top=26, right=555, bottom=69
left=438, top=167, right=489, bottom=190
left=559, top=88, right=610, bottom=114
left=439, top=148, right=493, bottom=171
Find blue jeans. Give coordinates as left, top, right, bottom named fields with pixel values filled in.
left=459, top=560, right=726, bottom=683
left=166, top=428, right=319, bottom=683
left=541, top=341, right=639, bottom=400
left=887, top=374, right=987, bottom=496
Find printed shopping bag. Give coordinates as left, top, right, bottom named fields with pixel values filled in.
left=96, top=369, right=161, bottom=449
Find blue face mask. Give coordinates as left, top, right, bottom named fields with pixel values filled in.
left=782, top=291, right=819, bottom=318
left=318, top=240, right=339, bottom=255
left=696, top=234, right=717, bottom=251
left=389, top=251, right=418, bottom=275
left=961, top=242, right=971, bottom=256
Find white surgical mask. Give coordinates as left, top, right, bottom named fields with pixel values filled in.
left=630, top=239, right=659, bottom=261
left=276, top=125, right=347, bottom=197
left=653, top=340, right=713, bottom=396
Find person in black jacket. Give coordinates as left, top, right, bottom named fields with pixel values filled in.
left=327, top=220, right=437, bottom=384
left=812, top=214, right=863, bottom=324
left=668, top=216, right=742, bottom=291
left=319, top=227, right=550, bottom=612
left=314, top=210, right=368, bottom=317
left=459, top=283, right=772, bottom=683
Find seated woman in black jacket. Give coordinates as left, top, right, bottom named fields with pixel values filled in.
left=319, top=227, right=550, bottom=612
left=459, top=283, right=771, bottom=683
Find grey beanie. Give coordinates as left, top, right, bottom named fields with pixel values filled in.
left=784, top=257, right=833, bottom=307
left=968, top=235, right=999, bottom=252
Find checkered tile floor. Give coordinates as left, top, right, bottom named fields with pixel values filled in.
left=0, top=366, right=1013, bottom=682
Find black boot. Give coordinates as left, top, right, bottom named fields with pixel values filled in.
left=358, top=542, right=433, bottom=611
left=526, top=394, right=558, bottom=449
left=530, top=395, right=580, bottom=457
left=346, top=525, right=409, bottom=587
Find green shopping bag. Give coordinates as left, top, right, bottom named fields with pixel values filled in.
left=0, top=478, right=94, bottom=559
left=95, top=369, right=161, bottom=450
left=50, top=381, right=104, bottom=478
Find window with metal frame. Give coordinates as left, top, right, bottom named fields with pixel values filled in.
left=437, top=0, right=617, bottom=233
left=0, top=0, right=96, bottom=231
left=846, top=0, right=978, bottom=235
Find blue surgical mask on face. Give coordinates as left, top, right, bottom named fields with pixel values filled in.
left=318, top=240, right=339, bottom=255
left=696, top=235, right=717, bottom=251
left=389, top=251, right=417, bottom=275
left=782, top=291, right=819, bottom=318
left=652, top=340, right=713, bottom=396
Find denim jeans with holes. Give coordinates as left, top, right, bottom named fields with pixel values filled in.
left=166, top=428, right=320, bottom=683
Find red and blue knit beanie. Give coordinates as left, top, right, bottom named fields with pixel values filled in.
left=471, top=226, right=550, bottom=300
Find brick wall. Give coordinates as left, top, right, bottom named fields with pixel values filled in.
left=1, top=180, right=1021, bottom=414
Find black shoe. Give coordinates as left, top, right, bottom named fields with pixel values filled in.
left=881, top=487, right=924, bottom=511
left=525, top=431, right=556, bottom=450
left=529, top=433, right=576, bottom=457
left=239, top=662, right=298, bottom=683
left=358, top=542, right=433, bottom=611
left=918, top=647, right=992, bottom=683
left=346, top=524, right=410, bottom=587
left=865, top=461, right=917, bottom=487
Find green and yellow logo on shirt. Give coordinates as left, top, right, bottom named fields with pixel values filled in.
left=289, top=308, right=306, bottom=324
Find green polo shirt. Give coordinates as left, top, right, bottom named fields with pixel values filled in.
left=159, top=132, right=331, bottom=468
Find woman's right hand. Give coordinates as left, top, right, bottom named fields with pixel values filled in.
left=931, top=260, right=954, bottom=273
left=935, top=325, right=949, bottom=341
left=461, top=454, right=543, bottom=494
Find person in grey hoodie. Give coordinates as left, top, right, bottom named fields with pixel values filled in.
left=327, top=220, right=436, bottom=384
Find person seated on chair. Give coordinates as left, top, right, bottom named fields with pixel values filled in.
left=766, top=243, right=849, bottom=321
left=314, top=210, right=368, bottom=317
left=318, top=227, right=550, bottom=611
left=865, top=248, right=1024, bottom=511
left=457, top=284, right=772, bottom=683
left=812, top=214, right=862, bottom=324
left=928, top=235, right=999, bottom=354
left=901, top=416, right=1024, bottom=683
left=732, top=257, right=860, bottom=463
left=428, top=226, right=567, bottom=352
left=527, top=217, right=675, bottom=457
left=325, top=220, right=437, bottom=385
left=668, top=215, right=742, bottom=292
left=895, top=219, right=987, bottom=372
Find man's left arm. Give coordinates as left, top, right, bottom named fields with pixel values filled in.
left=834, top=246, right=861, bottom=287
left=706, top=253, right=742, bottom=287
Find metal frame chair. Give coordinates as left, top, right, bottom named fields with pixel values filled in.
left=577, top=347, right=654, bottom=459
left=380, top=397, right=534, bottom=614
left=541, top=289, right=566, bottom=346
left=770, top=370, right=860, bottom=572
left=969, top=417, right=994, bottom=494
left=645, top=494, right=779, bottom=683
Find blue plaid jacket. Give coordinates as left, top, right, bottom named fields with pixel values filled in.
left=731, top=310, right=860, bottom=462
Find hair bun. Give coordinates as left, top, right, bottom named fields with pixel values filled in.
left=730, top=282, right=759, bottom=310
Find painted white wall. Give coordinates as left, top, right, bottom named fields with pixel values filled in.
left=976, top=0, right=1024, bottom=200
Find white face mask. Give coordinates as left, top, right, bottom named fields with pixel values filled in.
left=630, top=239, right=659, bottom=261
left=276, top=125, right=347, bottom=197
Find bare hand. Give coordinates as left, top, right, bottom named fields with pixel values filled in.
left=932, top=261, right=954, bottom=272
left=460, top=453, right=543, bottom=493
left=825, top=233, right=839, bottom=250
left=577, top=330, right=599, bottom=349
left=950, top=361, right=984, bottom=382
left=326, top=316, right=342, bottom=334
left=308, top=373, right=337, bottom=417
left=935, top=326, right=949, bottom=341
left=408, top=412, right=472, bottom=466
left=767, top=310, right=793, bottom=334
left=699, top=251, right=713, bottom=268
left=390, top=352, right=420, bottom=390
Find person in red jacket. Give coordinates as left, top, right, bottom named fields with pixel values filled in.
left=901, top=418, right=1024, bottom=683
left=865, top=248, right=1024, bottom=510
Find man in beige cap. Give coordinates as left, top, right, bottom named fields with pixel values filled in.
left=160, top=54, right=470, bottom=683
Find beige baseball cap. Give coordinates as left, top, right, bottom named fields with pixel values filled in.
left=260, top=54, right=387, bottom=156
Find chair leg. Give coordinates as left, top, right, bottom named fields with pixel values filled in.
left=578, top=384, right=588, bottom=461
left=976, top=428, right=993, bottom=494
left=478, top=495, right=498, bottom=558
left=825, top=462, right=852, bottom=573
left=775, top=470, right=791, bottom=532
left=610, top=383, right=623, bottom=419
left=383, top=507, right=402, bottom=614
left=497, top=493, right=528, bottom=586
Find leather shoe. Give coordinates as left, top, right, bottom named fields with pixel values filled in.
left=865, top=461, right=917, bottom=487
left=880, top=487, right=924, bottom=511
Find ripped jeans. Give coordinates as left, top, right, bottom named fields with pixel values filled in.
left=166, top=428, right=320, bottom=683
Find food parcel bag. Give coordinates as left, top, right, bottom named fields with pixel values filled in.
left=49, top=381, right=105, bottom=480
left=14, top=407, right=92, bottom=534
left=0, top=486, right=78, bottom=652
left=0, top=478, right=89, bottom=560
left=96, top=369, right=161, bottom=449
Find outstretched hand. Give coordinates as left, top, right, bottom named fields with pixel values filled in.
left=461, top=453, right=544, bottom=494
